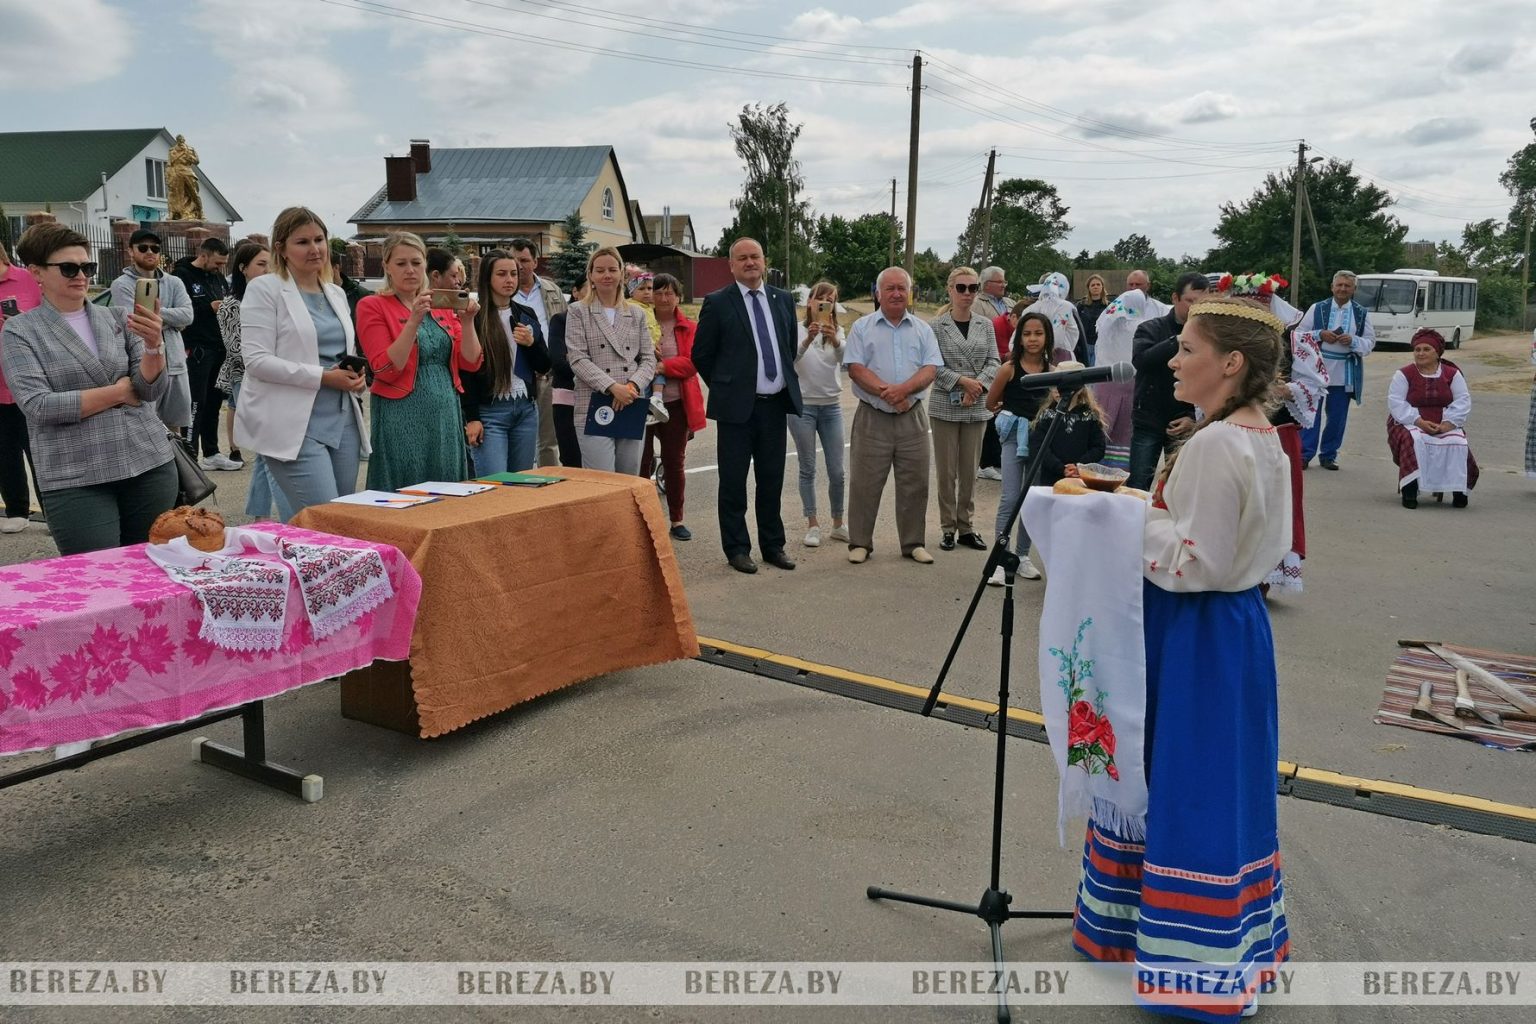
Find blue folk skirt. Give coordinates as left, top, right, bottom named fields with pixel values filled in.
left=1072, top=580, right=1291, bottom=1023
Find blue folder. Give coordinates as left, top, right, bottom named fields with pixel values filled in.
left=583, top=391, right=649, bottom=440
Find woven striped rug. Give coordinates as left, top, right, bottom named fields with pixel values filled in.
left=1375, top=644, right=1536, bottom=750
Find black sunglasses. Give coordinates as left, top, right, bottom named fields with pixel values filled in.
left=134, top=243, right=161, bottom=254
left=44, top=261, right=99, bottom=279
left=953, top=282, right=980, bottom=293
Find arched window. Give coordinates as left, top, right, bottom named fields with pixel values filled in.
left=601, top=188, right=614, bottom=220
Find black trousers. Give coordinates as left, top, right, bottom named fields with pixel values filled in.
left=0, top=401, right=36, bottom=518
left=553, top=403, right=583, bottom=468
left=187, top=344, right=227, bottom=458
left=716, top=392, right=789, bottom=558
left=979, top=417, right=1002, bottom=469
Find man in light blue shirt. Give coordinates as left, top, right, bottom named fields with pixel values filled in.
left=842, top=266, right=942, bottom=564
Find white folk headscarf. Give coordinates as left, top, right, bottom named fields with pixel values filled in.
left=1093, top=289, right=1156, bottom=367
left=1031, top=272, right=1080, bottom=355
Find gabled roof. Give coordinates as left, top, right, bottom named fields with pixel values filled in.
left=0, top=128, right=240, bottom=220
left=350, top=145, right=632, bottom=227
left=643, top=213, right=696, bottom=247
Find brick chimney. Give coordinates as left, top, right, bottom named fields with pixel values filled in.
left=409, top=139, right=432, bottom=174
left=385, top=155, right=417, bottom=203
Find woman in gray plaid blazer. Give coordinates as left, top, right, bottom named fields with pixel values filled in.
left=0, top=223, right=177, bottom=554
left=928, top=266, right=1000, bottom=551
left=564, top=246, right=655, bottom=474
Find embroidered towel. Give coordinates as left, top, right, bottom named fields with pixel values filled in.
left=147, top=528, right=393, bottom=651
left=1022, top=487, right=1149, bottom=845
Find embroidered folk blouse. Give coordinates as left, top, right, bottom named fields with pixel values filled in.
left=1144, top=420, right=1292, bottom=593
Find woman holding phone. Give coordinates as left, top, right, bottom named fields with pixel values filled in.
left=786, top=280, right=847, bottom=547
left=356, top=232, right=482, bottom=490
left=235, top=207, right=370, bottom=511
left=462, top=250, right=550, bottom=475
left=0, top=222, right=177, bottom=554
left=564, top=246, right=654, bottom=474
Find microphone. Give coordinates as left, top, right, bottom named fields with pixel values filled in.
left=1020, top=361, right=1134, bottom=390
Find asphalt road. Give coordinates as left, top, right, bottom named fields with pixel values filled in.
left=2, top=329, right=1533, bottom=1023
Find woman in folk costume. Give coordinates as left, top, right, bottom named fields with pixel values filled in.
left=1073, top=297, right=1292, bottom=1024
left=1223, top=274, right=1326, bottom=593
left=1387, top=328, right=1478, bottom=509
left=1090, top=288, right=1154, bottom=471
left=1032, top=272, right=1084, bottom=364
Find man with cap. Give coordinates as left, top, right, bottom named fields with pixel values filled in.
left=110, top=229, right=194, bottom=435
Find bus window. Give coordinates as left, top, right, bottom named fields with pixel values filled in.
left=1359, top=279, right=1417, bottom=313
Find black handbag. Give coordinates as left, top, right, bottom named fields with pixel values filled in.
left=167, top=432, right=217, bottom=506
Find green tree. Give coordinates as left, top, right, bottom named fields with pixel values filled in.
left=1498, top=116, right=1536, bottom=223
left=715, top=103, right=816, bottom=286
left=912, top=247, right=951, bottom=300
left=1207, top=158, right=1407, bottom=305
left=440, top=225, right=464, bottom=256
left=816, top=212, right=900, bottom=295
left=953, top=178, right=1071, bottom=287
left=548, top=208, right=591, bottom=291
left=1111, top=233, right=1158, bottom=265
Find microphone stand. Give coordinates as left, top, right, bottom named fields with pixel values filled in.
left=867, top=385, right=1082, bottom=1024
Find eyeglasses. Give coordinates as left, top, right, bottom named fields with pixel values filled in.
left=44, top=261, right=99, bottom=279
left=953, top=282, right=980, bottom=294
left=134, top=243, right=161, bottom=254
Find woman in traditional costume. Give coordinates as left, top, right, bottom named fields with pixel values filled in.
left=1072, top=297, right=1292, bottom=1023
left=1386, top=328, right=1478, bottom=509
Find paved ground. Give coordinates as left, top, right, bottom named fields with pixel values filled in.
left=2, top=329, right=1533, bottom=1022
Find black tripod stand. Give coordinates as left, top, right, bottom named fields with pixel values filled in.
left=868, top=387, right=1082, bottom=1024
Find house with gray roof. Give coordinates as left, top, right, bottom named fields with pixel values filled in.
left=0, top=128, right=240, bottom=242
left=349, top=141, right=641, bottom=255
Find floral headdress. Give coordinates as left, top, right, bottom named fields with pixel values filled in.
left=1219, top=273, right=1288, bottom=299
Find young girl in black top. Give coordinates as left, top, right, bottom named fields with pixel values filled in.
left=1032, top=386, right=1108, bottom=487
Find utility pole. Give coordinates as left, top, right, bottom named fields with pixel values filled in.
left=978, top=148, right=997, bottom=267
left=1290, top=140, right=1306, bottom=307
left=889, top=178, right=897, bottom=268
left=904, top=53, right=921, bottom=276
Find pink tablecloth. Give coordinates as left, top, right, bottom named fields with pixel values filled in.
left=0, top=524, right=422, bottom=756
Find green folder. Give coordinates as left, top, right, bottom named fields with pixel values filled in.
left=475, top=472, right=564, bottom=487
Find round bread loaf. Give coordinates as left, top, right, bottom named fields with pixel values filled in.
left=149, top=506, right=227, bottom=552
left=1052, top=478, right=1090, bottom=495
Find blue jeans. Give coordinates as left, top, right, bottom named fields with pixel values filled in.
left=1129, top=427, right=1173, bottom=491
left=264, top=422, right=363, bottom=513
left=994, top=443, right=1031, bottom=555
left=246, top=455, right=297, bottom=522
left=472, top=396, right=539, bottom=475
left=785, top=402, right=845, bottom=520
left=1300, top=385, right=1352, bottom=464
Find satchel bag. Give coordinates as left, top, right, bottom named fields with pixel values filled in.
left=168, top=432, right=217, bottom=506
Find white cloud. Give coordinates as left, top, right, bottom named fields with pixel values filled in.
left=1170, top=92, right=1242, bottom=126
left=0, top=2, right=132, bottom=86
left=787, top=7, right=864, bottom=39
left=1403, top=117, right=1482, bottom=146
left=1448, top=41, right=1515, bottom=75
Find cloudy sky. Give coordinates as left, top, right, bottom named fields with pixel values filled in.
left=4, top=0, right=1530, bottom=262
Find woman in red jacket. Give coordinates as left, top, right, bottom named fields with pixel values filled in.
left=355, top=232, right=482, bottom=490
left=641, top=273, right=705, bottom=540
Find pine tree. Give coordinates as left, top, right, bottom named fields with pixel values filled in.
left=549, top=208, right=591, bottom=290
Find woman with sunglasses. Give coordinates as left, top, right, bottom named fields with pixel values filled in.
left=929, top=266, right=1000, bottom=553
left=0, top=223, right=177, bottom=554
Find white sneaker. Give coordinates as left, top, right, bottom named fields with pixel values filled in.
left=847, top=547, right=869, bottom=564
left=828, top=525, right=849, bottom=543
left=646, top=394, right=670, bottom=425
left=977, top=466, right=1003, bottom=481
left=200, top=453, right=243, bottom=471
left=987, top=565, right=1005, bottom=587
left=1019, top=555, right=1042, bottom=580
left=1, top=517, right=28, bottom=534
left=803, top=526, right=821, bottom=548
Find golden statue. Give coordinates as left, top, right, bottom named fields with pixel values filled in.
left=167, top=135, right=204, bottom=221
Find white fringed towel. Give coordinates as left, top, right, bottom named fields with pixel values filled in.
left=1022, top=487, right=1149, bottom=845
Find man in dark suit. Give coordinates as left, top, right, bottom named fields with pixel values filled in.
left=692, top=238, right=803, bottom=574
left=1128, top=271, right=1207, bottom=490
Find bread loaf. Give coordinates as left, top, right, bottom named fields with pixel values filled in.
left=1052, top=478, right=1090, bottom=495
left=149, top=506, right=226, bottom=552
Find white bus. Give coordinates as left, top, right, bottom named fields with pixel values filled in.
left=1353, top=270, right=1477, bottom=349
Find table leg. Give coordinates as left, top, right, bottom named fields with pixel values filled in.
left=197, top=702, right=324, bottom=803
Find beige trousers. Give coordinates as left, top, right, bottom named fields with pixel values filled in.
left=930, top=418, right=986, bottom=534
left=847, top=401, right=930, bottom=555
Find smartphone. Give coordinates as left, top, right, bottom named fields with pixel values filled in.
left=134, top=277, right=159, bottom=314
left=0, top=298, right=19, bottom=318
left=334, top=354, right=370, bottom=376
left=813, top=300, right=835, bottom=327
left=430, top=289, right=471, bottom=311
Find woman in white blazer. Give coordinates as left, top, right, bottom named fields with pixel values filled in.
left=234, top=207, right=370, bottom=512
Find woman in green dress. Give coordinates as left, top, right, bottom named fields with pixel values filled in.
left=356, top=232, right=482, bottom=490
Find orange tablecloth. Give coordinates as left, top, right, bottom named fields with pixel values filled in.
left=293, top=468, right=698, bottom=737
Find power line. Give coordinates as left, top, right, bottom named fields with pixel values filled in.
left=318, top=0, right=904, bottom=87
